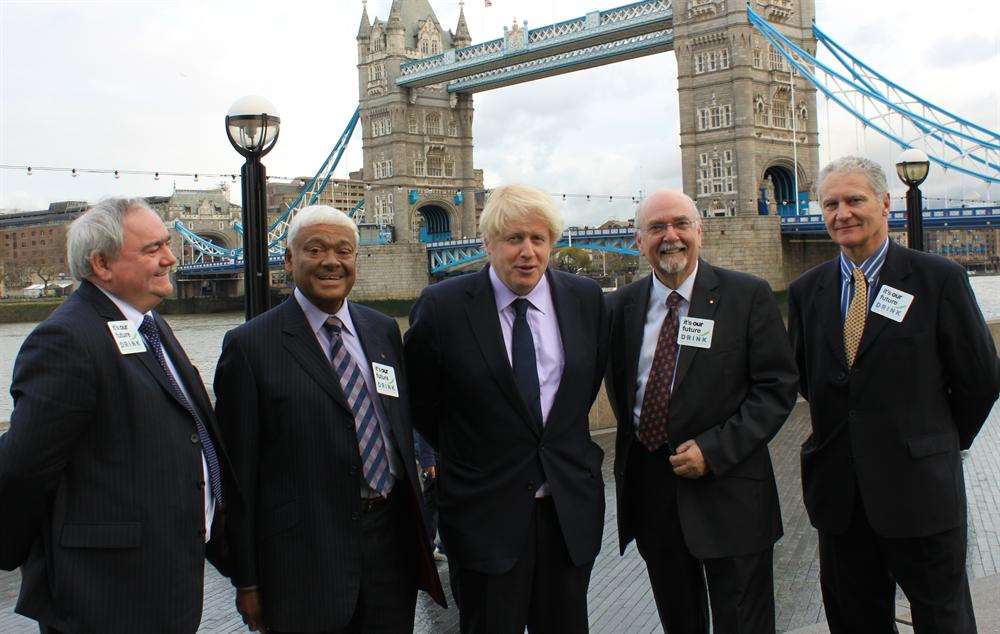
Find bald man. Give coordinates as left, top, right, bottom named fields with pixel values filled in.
left=605, top=190, right=797, bottom=633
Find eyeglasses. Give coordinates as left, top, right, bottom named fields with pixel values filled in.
left=642, top=219, right=696, bottom=235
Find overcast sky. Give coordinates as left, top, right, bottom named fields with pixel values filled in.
left=1, top=0, right=997, bottom=227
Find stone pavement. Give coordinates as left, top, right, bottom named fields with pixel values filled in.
left=2, top=401, right=999, bottom=633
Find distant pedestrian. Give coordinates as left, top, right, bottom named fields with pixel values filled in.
left=788, top=155, right=1000, bottom=633
left=414, top=430, right=447, bottom=561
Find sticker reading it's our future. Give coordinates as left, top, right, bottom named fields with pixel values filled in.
left=871, top=285, right=914, bottom=323
left=678, top=316, right=715, bottom=349
left=107, top=320, right=147, bottom=355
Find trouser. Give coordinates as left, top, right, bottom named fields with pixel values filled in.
left=451, top=497, right=593, bottom=633
left=628, top=442, right=776, bottom=634
left=818, top=488, right=976, bottom=633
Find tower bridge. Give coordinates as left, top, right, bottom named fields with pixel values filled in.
left=173, top=0, right=999, bottom=300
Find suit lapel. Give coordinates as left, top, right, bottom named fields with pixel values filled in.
left=279, top=298, right=353, bottom=416
left=348, top=303, right=405, bottom=449
left=544, top=271, right=580, bottom=432
left=856, top=241, right=911, bottom=361
left=465, top=267, right=542, bottom=438
left=813, top=259, right=847, bottom=367
left=623, top=276, right=653, bottom=417
left=672, top=261, right=720, bottom=392
left=78, top=281, right=197, bottom=414
left=155, top=314, right=213, bottom=422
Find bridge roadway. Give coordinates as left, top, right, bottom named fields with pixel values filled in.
left=3, top=399, right=1000, bottom=632
left=175, top=207, right=1000, bottom=278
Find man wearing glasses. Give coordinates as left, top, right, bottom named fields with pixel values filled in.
left=605, top=189, right=797, bottom=633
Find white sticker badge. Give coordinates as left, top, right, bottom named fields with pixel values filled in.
left=107, top=320, right=147, bottom=355
left=678, top=316, right=715, bottom=349
left=871, top=285, right=914, bottom=323
left=372, top=362, right=399, bottom=398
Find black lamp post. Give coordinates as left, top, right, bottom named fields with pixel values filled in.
left=226, top=96, right=280, bottom=320
left=895, top=148, right=930, bottom=252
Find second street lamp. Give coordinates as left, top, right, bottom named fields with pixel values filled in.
left=226, top=95, right=280, bottom=320
left=895, top=148, right=930, bottom=252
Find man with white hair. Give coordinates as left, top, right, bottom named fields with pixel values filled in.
left=214, top=205, right=444, bottom=633
left=789, top=156, right=1000, bottom=632
left=404, top=184, right=609, bottom=633
left=0, top=197, right=234, bottom=633
left=605, top=189, right=797, bottom=633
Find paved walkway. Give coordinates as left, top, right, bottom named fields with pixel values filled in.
left=3, top=401, right=999, bottom=633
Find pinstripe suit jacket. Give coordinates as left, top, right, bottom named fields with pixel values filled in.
left=214, top=297, right=444, bottom=632
left=0, top=280, right=233, bottom=633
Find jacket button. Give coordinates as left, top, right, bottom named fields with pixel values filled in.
left=190, top=433, right=200, bottom=444
left=349, top=466, right=358, bottom=475
left=836, top=371, right=847, bottom=382
left=351, top=512, right=360, bottom=521
left=848, top=410, right=858, bottom=419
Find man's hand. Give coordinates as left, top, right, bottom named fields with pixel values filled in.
left=669, top=440, right=709, bottom=479
left=236, top=587, right=266, bottom=633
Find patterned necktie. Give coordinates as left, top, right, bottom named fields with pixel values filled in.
left=637, top=292, right=683, bottom=452
left=844, top=267, right=868, bottom=367
left=138, top=315, right=224, bottom=505
left=324, top=317, right=391, bottom=497
left=511, top=298, right=543, bottom=427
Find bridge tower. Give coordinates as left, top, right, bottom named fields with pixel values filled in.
left=357, top=0, right=480, bottom=244
left=674, top=0, right=820, bottom=217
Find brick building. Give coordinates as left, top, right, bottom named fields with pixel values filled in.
left=0, top=201, right=87, bottom=293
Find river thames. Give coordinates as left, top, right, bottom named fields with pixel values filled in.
left=2, top=275, right=999, bottom=422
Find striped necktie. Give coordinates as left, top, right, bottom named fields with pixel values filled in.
left=139, top=315, right=224, bottom=505
left=324, top=316, right=391, bottom=497
left=843, top=267, right=868, bottom=367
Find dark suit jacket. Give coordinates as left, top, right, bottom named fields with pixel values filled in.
left=0, top=280, right=233, bottom=633
left=214, top=297, right=445, bottom=632
left=403, top=267, right=609, bottom=574
left=606, top=262, right=798, bottom=559
left=788, top=241, right=1000, bottom=538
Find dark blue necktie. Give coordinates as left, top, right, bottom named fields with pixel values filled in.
left=139, top=315, right=224, bottom=505
left=511, top=298, right=543, bottom=427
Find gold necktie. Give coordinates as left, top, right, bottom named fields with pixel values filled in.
left=843, top=267, right=868, bottom=367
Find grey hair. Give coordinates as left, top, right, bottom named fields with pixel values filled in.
left=817, top=155, right=889, bottom=198
left=287, top=205, right=359, bottom=248
left=67, top=197, right=156, bottom=281
left=635, top=190, right=701, bottom=231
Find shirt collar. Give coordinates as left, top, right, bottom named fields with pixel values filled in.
left=650, top=261, right=699, bottom=305
left=839, top=238, right=889, bottom=284
left=95, top=284, right=151, bottom=328
left=489, top=266, right=552, bottom=315
left=294, top=287, right=355, bottom=337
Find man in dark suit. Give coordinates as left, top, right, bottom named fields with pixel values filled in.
left=404, top=184, right=608, bottom=633
left=0, top=197, right=233, bottom=633
left=605, top=189, right=797, bottom=633
left=215, top=205, right=444, bottom=633
left=788, top=156, right=1000, bottom=633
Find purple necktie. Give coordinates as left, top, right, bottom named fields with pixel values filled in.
left=324, top=317, right=391, bottom=497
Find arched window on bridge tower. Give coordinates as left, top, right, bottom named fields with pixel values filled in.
left=425, top=112, right=442, bottom=136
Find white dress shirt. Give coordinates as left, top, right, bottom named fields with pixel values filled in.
left=632, top=263, right=699, bottom=428
left=294, top=288, right=401, bottom=496
left=489, top=268, right=565, bottom=497
left=98, top=286, right=215, bottom=541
